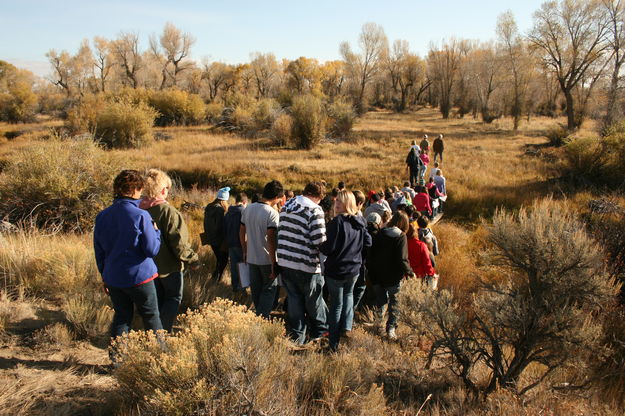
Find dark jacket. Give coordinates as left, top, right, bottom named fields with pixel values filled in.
left=367, top=226, right=412, bottom=287
left=203, top=201, right=226, bottom=247
left=405, top=148, right=424, bottom=171
left=224, top=204, right=245, bottom=249
left=146, top=203, right=198, bottom=276
left=320, top=214, right=372, bottom=280
left=433, top=137, right=444, bottom=152
left=94, top=198, right=161, bottom=288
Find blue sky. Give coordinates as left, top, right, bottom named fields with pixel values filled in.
left=1, top=0, right=546, bottom=77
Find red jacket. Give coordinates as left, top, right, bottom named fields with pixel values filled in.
left=412, top=192, right=432, bottom=216
left=407, top=237, right=435, bottom=277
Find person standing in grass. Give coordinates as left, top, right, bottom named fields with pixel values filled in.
left=94, top=170, right=163, bottom=341
left=433, top=134, right=444, bottom=162
left=224, top=192, right=248, bottom=293
left=420, top=134, right=430, bottom=153
left=320, top=190, right=372, bottom=351
left=366, top=211, right=414, bottom=340
left=412, top=186, right=432, bottom=218
left=240, top=180, right=284, bottom=318
left=406, top=223, right=438, bottom=288
left=351, top=190, right=369, bottom=315
left=203, top=187, right=230, bottom=281
left=140, top=169, right=199, bottom=332
left=419, top=148, right=430, bottom=182
left=277, top=181, right=328, bottom=345
left=405, top=145, right=424, bottom=188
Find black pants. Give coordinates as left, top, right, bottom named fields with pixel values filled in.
left=409, top=168, right=419, bottom=188
left=211, top=244, right=229, bottom=281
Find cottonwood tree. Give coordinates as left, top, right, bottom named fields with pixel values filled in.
left=285, top=57, right=320, bottom=95
left=400, top=199, right=617, bottom=399
left=385, top=40, right=427, bottom=111
left=319, top=60, right=345, bottom=99
left=466, top=43, right=504, bottom=122
left=428, top=38, right=467, bottom=118
left=602, top=0, right=625, bottom=132
left=150, top=22, right=195, bottom=89
left=528, top=0, right=610, bottom=131
left=46, top=40, right=94, bottom=97
left=497, top=11, right=533, bottom=130
left=112, top=32, right=143, bottom=89
left=92, top=37, right=113, bottom=92
left=340, top=22, right=388, bottom=114
left=249, top=52, right=279, bottom=98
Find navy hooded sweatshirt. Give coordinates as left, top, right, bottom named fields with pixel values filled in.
left=320, top=214, right=372, bottom=280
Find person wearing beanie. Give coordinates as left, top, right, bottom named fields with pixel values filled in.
left=420, top=134, right=430, bottom=153
left=204, top=186, right=231, bottom=281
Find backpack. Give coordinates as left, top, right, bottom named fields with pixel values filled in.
left=406, top=148, right=423, bottom=170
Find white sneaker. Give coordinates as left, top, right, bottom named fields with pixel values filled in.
left=387, top=327, right=397, bottom=340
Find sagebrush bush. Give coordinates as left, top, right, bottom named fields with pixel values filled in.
left=0, top=136, right=127, bottom=230
left=205, top=102, right=224, bottom=124
left=291, top=94, right=326, bottom=149
left=270, top=113, right=293, bottom=147
left=95, top=99, right=157, bottom=148
left=0, top=81, right=38, bottom=123
left=252, top=98, right=281, bottom=130
left=65, top=93, right=106, bottom=134
left=546, top=124, right=569, bottom=146
left=148, top=89, right=206, bottom=126
left=564, top=137, right=606, bottom=180
left=327, top=100, right=356, bottom=140
left=114, top=298, right=389, bottom=415
left=400, top=199, right=617, bottom=399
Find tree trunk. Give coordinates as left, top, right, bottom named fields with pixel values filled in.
left=603, top=63, right=622, bottom=134
left=564, top=90, right=576, bottom=131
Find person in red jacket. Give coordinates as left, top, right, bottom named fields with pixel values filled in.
left=412, top=186, right=432, bottom=217
left=406, top=223, right=436, bottom=279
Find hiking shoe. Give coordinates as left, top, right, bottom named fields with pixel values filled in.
left=387, top=327, right=397, bottom=340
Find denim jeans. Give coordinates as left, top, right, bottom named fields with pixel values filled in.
left=154, top=272, right=184, bottom=333
left=228, top=247, right=244, bottom=291
left=281, top=267, right=328, bottom=344
left=326, top=275, right=358, bottom=350
left=351, top=264, right=367, bottom=329
left=249, top=263, right=278, bottom=318
left=211, top=244, right=229, bottom=281
left=374, top=283, right=401, bottom=331
left=107, top=280, right=163, bottom=339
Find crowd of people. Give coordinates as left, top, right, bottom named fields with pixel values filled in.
left=93, top=136, right=448, bottom=354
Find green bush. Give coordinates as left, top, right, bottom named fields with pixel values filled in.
left=95, top=100, right=157, bottom=148
left=270, top=113, right=293, bottom=146
left=252, top=98, right=281, bottom=130
left=546, top=124, right=569, bottom=146
left=0, top=135, right=127, bottom=231
left=65, top=94, right=106, bottom=134
left=148, top=89, right=206, bottom=126
left=327, top=99, right=356, bottom=140
left=291, top=94, right=326, bottom=149
left=564, top=137, right=606, bottom=180
left=0, top=81, right=37, bottom=123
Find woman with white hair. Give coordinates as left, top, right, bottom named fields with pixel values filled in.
left=141, top=168, right=199, bottom=332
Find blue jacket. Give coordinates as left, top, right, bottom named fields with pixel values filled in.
left=224, top=204, right=245, bottom=249
left=94, top=198, right=161, bottom=288
left=320, top=214, right=372, bottom=280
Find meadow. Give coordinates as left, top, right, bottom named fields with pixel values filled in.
left=0, top=108, right=622, bottom=415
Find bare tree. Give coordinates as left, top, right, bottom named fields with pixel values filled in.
left=46, top=49, right=72, bottom=96
left=249, top=52, right=279, bottom=98
left=150, top=22, right=195, bottom=89
left=528, top=0, right=610, bottom=131
left=602, top=0, right=625, bottom=132
left=428, top=38, right=466, bottom=118
left=340, top=22, right=388, bottom=114
left=46, top=39, right=94, bottom=97
left=93, top=37, right=112, bottom=93
left=111, top=32, right=143, bottom=89
left=466, top=43, right=504, bottom=123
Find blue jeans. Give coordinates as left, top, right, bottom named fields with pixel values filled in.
left=229, top=247, right=244, bottom=291
left=326, top=275, right=358, bottom=350
left=107, top=280, right=163, bottom=339
left=154, top=272, right=184, bottom=333
left=281, top=267, right=328, bottom=344
left=374, top=283, right=401, bottom=331
left=249, top=263, right=278, bottom=318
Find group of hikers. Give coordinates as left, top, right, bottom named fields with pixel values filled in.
left=93, top=135, right=448, bottom=354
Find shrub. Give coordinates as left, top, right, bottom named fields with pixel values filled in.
left=148, top=89, right=206, bottom=126
left=95, top=99, right=157, bottom=148
left=270, top=113, right=293, bottom=147
left=230, top=106, right=254, bottom=132
left=291, top=94, right=326, bottom=149
left=65, top=94, right=106, bottom=134
left=0, top=136, right=127, bottom=231
left=564, top=137, right=606, bottom=180
left=327, top=100, right=356, bottom=140
left=205, top=102, right=224, bottom=124
left=546, top=124, right=569, bottom=146
left=114, top=298, right=389, bottom=415
left=252, top=98, right=281, bottom=130
left=0, top=81, right=37, bottom=123
left=400, top=199, right=617, bottom=399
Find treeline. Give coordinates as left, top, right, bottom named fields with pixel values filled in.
left=2, top=0, right=625, bottom=136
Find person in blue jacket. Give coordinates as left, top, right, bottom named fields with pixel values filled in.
left=320, top=189, right=372, bottom=351
left=94, top=170, right=163, bottom=341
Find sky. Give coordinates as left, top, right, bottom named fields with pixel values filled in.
left=1, top=0, right=547, bottom=78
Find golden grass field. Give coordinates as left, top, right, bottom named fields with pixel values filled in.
left=0, top=108, right=620, bottom=415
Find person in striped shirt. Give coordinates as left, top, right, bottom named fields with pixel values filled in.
left=277, top=181, right=328, bottom=344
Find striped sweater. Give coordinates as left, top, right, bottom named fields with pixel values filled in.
left=277, top=195, right=326, bottom=274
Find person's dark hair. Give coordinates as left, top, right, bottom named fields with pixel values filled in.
left=252, top=193, right=262, bottom=203
left=388, top=211, right=410, bottom=234
left=331, top=187, right=340, bottom=198
left=303, top=181, right=326, bottom=199
left=338, top=181, right=345, bottom=190
left=319, top=195, right=333, bottom=213
left=385, top=188, right=393, bottom=200
left=262, top=180, right=284, bottom=200
left=396, top=203, right=407, bottom=212
left=371, top=192, right=381, bottom=202
left=113, top=170, right=144, bottom=198
left=412, top=210, right=422, bottom=221
left=403, top=181, right=411, bottom=187
left=417, top=185, right=426, bottom=193
left=235, top=192, right=248, bottom=204
left=285, top=190, right=295, bottom=199
left=428, top=177, right=435, bottom=183
left=417, top=215, right=430, bottom=228
left=353, top=190, right=366, bottom=207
